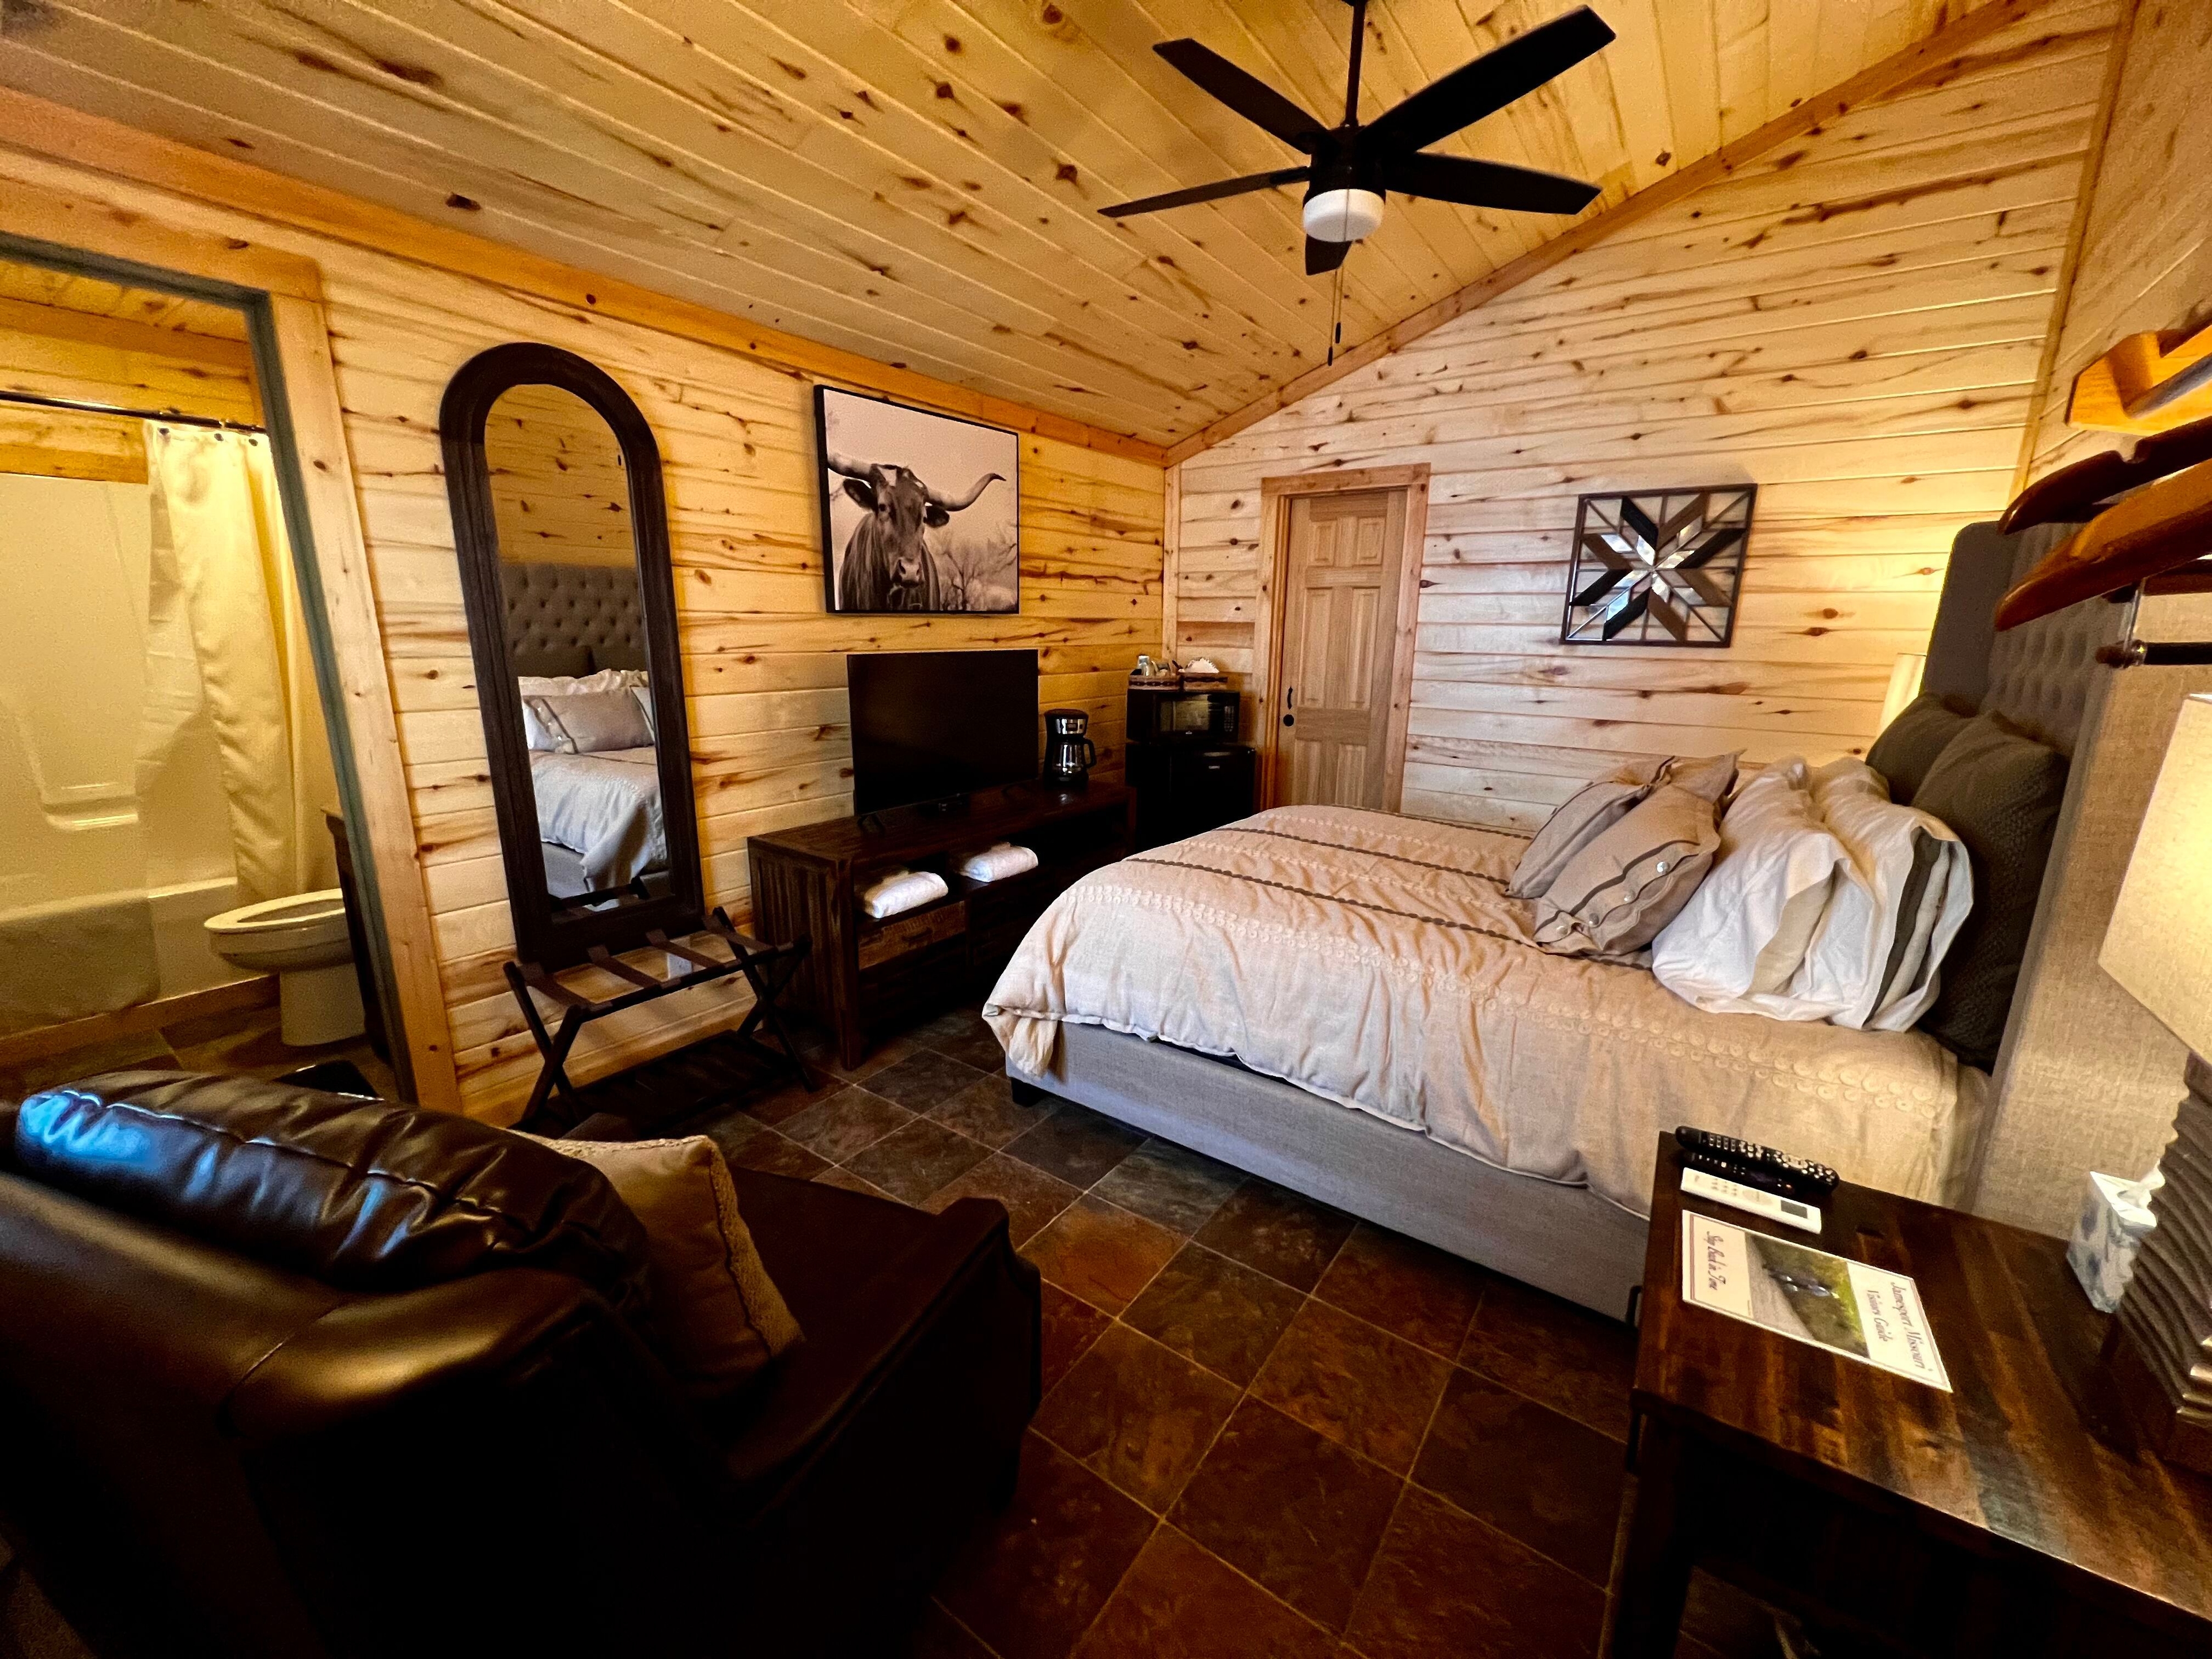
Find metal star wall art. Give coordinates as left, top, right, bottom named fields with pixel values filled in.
left=1560, top=486, right=1756, bottom=647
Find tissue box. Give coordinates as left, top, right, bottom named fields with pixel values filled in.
left=2067, top=1171, right=2157, bottom=1313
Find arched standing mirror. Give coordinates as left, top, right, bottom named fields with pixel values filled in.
left=441, top=344, right=702, bottom=971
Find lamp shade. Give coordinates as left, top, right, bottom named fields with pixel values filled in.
left=1879, top=653, right=1927, bottom=728
left=2100, top=692, right=2212, bottom=1056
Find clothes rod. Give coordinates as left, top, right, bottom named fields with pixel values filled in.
left=0, top=387, right=264, bottom=434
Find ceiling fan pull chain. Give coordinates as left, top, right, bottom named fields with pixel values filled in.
left=1328, top=264, right=1345, bottom=366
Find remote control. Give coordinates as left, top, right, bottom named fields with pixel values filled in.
left=1674, top=1127, right=1840, bottom=1203
left=1680, top=1166, right=1823, bottom=1233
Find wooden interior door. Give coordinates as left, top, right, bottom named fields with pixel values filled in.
left=1277, top=488, right=1406, bottom=808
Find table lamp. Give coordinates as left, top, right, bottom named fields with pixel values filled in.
left=2099, top=691, right=2212, bottom=1471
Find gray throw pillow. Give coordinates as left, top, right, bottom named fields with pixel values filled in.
left=523, top=689, right=654, bottom=755
left=1533, top=783, right=1721, bottom=956
left=1866, top=694, right=1972, bottom=806
left=1911, top=715, right=2069, bottom=1069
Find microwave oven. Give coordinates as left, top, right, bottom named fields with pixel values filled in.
left=1128, top=687, right=1239, bottom=744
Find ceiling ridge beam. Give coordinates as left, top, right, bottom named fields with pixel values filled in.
left=1162, top=0, right=2079, bottom=469
left=0, top=85, right=1168, bottom=468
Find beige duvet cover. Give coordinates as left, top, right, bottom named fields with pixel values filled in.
left=984, top=806, right=1983, bottom=1215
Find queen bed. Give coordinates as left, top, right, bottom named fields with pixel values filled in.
left=503, top=560, right=670, bottom=901
left=987, top=520, right=2117, bottom=1315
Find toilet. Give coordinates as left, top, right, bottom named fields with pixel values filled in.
left=203, top=889, right=365, bottom=1047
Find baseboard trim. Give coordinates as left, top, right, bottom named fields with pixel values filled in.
left=0, top=976, right=278, bottom=1070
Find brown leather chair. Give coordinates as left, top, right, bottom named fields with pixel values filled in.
left=0, top=1073, right=1040, bottom=1659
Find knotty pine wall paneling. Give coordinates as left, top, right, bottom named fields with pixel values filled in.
left=483, top=381, right=635, bottom=569
left=1170, top=0, right=2115, bottom=831
left=0, top=143, right=1162, bottom=1122
left=341, top=267, right=1161, bottom=1116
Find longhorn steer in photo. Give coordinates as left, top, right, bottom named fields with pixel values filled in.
left=825, top=451, right=1005, bottom=612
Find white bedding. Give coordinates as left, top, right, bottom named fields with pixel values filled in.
left=529, top=746, right=665, bottom=891
left=984, top=806, right=1985, bottom=1215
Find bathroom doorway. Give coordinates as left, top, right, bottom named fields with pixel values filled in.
left=0, top=246, right=398, bottom=1100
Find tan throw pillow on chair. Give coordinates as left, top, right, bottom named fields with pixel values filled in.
left=526, top=1132, right=801, bottom=1396
left=1532, top=783, right=1721, bottom=956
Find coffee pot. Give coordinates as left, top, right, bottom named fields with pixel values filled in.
left=1042, top=707, right=1096, bottom=787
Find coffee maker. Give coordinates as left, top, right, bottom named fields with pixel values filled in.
left=1042, top=707, right=1096, bottom=789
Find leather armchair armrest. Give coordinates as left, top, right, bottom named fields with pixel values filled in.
left=724, top=1196, right=1029, bottom=1491
left=225, top=1269, right=657, bottom=1441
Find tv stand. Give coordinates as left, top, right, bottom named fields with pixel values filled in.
left=748, top=781, right=1131, bottom=1069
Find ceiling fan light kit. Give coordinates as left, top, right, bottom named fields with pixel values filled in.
left=1103, top=1, right=1614, bottom=279
left=1304, top=187, right=1386, bottom=243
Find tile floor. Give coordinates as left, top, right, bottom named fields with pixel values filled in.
left=694, top=1004, right=1778, bottom=1659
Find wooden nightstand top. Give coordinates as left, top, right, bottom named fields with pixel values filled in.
left=1635, top=1133, right=2212, bottom=1638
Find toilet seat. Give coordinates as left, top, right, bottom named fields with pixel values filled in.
left=203, top=889, right=347, bottom=938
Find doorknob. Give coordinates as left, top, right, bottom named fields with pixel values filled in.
left=1282, top=714, right=1295, bottom=728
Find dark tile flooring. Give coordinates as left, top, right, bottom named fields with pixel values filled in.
left=697, top=1003, right=1778, bottom=1659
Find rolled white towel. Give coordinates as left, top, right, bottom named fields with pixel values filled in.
left=860, top=867, right=949, bottom=919
left=959, top=842, right=1039, bottom=883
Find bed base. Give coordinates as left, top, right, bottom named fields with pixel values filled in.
left=1009, top=1021, right=1650, bottom=1320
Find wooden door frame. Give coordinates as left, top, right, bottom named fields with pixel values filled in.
left=0, top=170, right=462, bottom=1111
left=1253, top=464, right=1430, bottom=811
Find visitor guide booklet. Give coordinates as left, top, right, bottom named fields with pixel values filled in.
left=1680, top=1211, right=1952, bottom=1391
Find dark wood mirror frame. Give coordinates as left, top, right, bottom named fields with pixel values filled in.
left=440, top=342, right=703, bottom=972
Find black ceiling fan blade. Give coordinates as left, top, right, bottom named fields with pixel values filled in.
left=1155, top=39, right=1329, bottom=151
left=1364, top=6, right=1616, bottom=156
left=1381, top=153, right=1600, bottom=215
left=1305, top=236, right=1352, bottom=276
left=1099, top=166, right=1312, bottom=219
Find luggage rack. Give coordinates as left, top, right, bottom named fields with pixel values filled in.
left=503, top=907, right=812, bottom=1127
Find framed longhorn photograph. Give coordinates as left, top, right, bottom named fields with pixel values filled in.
left=815, top=386, right=1021, bottom=615
left=1560, top=485, right=1756, bottom=647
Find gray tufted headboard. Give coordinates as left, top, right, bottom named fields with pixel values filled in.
left=1922, top=520, right=2124, bottom=757
left=499, top=560, right=648, bottom=677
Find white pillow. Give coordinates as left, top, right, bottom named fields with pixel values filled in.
left=1651, top=760, right=1849, bottom=1020
left=1797, top=759, right=1972, bottom=1030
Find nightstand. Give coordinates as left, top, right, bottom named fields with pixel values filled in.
left=1613, top=1133, right=2212, bottom=1658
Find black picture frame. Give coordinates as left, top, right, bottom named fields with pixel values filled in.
left=814, top=384, right=1022, bottom=615
left=440, top=342, right=704, bottom=971
left=1560, top=484, right=1757, bottom=649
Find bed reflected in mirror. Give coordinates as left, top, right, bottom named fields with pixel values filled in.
left=442, top=344, right=703, bottom=971
left=484, top=382, right=668, bottom=912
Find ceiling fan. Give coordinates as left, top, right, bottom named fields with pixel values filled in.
left=1102, top=1, right=1615, bottom=276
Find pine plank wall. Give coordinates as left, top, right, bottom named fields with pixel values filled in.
left=344, top=273, right=1162, bottom=1116
left=1168, top=0, right=2117, bottom=832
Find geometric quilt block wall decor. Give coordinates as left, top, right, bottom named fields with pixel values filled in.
left=1560, top=485, right=1756, bottom=647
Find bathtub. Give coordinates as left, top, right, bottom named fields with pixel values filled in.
left=149, top=874, right=257, bottom=999
left=0, top=876, right=251, bottom=1037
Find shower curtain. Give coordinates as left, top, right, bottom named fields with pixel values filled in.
left=139, top=425, right=338, bottom=907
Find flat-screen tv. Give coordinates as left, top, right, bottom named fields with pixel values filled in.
left=848, top=649, right=1038, bottom=815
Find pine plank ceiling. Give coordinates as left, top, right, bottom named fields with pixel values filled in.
left=0, top=0, right=2008, bottom=446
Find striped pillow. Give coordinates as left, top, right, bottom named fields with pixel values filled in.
left=1532, top=783, right=1721, bottom=956
left=1508, top=777, right=1650, bottom=898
